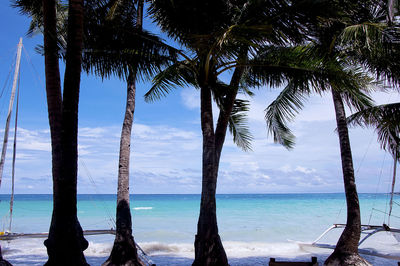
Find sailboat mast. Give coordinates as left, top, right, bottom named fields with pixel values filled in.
left=389, top=153, right=397, bottom=226
left=0, top=38, right=23, bottom=188
left=9, top=84, right=20, bottom=232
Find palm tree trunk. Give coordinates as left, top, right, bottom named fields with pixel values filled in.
left=103, top=69, right=144, bottom=266
left=324, top=90, right=370, bottom=266
left=104, top=1, right=145, bottom=265
left=193, top=82, right=228, bottom=266
left=193, top=58, right=246, bottom=265
left=0, top=246, right=11, bottom=266
left=43, top=0, right=88, bottom=265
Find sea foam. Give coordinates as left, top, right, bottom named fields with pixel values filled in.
left=133, top=207, right=153, bottom=210
left=2, top=239, right=400, bottom=265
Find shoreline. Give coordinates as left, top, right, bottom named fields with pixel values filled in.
left=2, top=238, right=399, bottom=266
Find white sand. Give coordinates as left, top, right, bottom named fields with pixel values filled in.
left=1, top=238, right=399, bottom=265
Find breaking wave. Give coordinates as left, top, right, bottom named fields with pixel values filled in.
left=133, top=207, right=153, bottom=210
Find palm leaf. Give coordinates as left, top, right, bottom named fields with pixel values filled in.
left=229, top=99, right=253, bottom=152
left=340, top=19, right=400, bottom=87
left=144, top=60, right=197, bottom=102
left=265, top=82, right=309, bottom=149
left=347, top=103, right=400, bottom=158
left=329, top=66, right=375, bottom=112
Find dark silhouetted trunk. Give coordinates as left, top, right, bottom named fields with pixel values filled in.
left=194, top=81, right=228, bottom=266
left=42, top=0, right=88, bottom=265
left=103, top=70, right=144, bottom=266
left=324, top=90, right=370, bottom=266
left=193, top=62, right=245, bottom=266
left=103, top=1, right=145, bottom=265
left=0, top=246, right=11, bottom=265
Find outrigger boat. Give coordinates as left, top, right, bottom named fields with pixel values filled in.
left=0, top=38, right=154, bottom=266
left=296, top=223, right=400, bottom=260
left=296, top=155, right=400, bottom=260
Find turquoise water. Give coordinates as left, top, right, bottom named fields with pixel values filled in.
left=0, top=193, right=399, bottom=265
left=0, top=193, right=397, bottom=242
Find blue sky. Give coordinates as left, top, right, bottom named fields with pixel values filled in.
left=0, top=2, right=399, bottom=194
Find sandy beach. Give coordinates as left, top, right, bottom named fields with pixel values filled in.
left=2, top=237, right=399, bottom=265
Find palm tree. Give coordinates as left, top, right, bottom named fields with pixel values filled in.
left=146, top=1, right=337, bottom=264
left=265, top=1, right=380, bottom=264
left=147, top=3, right=251, bottom=263
left=13, top=1, right=88, bottom=263
left=12, top=0, right=90, bottom=263
left=42, top=0, right=88, bottom=264
left=95, top=1, right=151, bottom=265
left=266, top=57, right=374, bottom=266
left=14, top=0, right=176, bottom=264
left=80, top=1, right=176, bottom=264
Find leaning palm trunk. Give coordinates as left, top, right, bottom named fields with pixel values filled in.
left=42, top=0, right=88, bottom=265
left=324, top=90, right=370, bottom=266
left=103, top=69, right=144, bottom=266
left=103, top=1, right=145, bottom=265
left=194, top=65, right=245, bottom=266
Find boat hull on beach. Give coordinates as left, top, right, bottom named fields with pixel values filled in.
left=294, top=223, right=400, bottom=261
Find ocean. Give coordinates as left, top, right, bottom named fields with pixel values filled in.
left=0, top=193, right=399, bottom=265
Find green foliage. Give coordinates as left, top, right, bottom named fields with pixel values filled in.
left=338, top=1, right=400, bottom=87
left=229, top=99, right=253, bottom=151
left=263, top=39, right=375, bottom=149
left=348, top=103, right=400, bottom=159
left=12, top=0, right=179, bottom=81
left=144, top=60, right=198, bottom=102
left=265, top=82, right=307, bottom=149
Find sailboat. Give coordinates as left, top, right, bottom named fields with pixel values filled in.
left=0, top=38, right=153, bottom=265
left=296, top=155, right=400, bottom=261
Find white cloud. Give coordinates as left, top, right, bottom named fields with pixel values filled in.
left=181, top=88, right=200, bottom=110
left=295, top=166, right=316, bottom=174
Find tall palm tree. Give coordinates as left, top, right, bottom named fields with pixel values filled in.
left=14, top=0, right=175, bottom=264
left=265, top=2, right=380, bottom=264
left=13, top=1, right=88, bottom=263
left=146, top=1, right=337, bottom=264
left=266, top=57, right=374, bottom=266
left=80, top=1, right=176, bottom=264
left=93, top=0, right=155, bottom=265
left=42, top=0, right=88, bottom=264
left=147, top=3, right=252, bottom=263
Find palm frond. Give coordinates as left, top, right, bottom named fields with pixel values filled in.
left=341, top=20, right=400, bottom=87
left=246, top=45, right=332, bottom=92
left=340, top=22, right=386, bottom=50
left=265, top=82, right=309, bottom=149
left=328, top=65, right=375, bottom=112
left=82, top=26, right=177, bottom=81
left=347, top=103, right=400, bottom=158
left=229, top=99, right=253, bottom=152
left=144, top=60, right=197, bottom=102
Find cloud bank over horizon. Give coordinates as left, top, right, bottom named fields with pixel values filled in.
left=0, top=89, right=396, bottom=195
